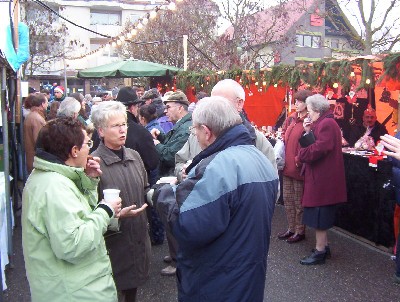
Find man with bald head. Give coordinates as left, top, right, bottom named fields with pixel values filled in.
left=211, top=79, right=277, bottom=170
left=348, top=107, right=388, bottom=147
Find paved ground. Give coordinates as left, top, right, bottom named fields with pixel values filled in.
left=2, top=205, right=399, bottom=302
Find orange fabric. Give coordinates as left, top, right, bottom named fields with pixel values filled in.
left=375, top=87, right=399, bottom=135
left=244, top=85, right=286, bottom=127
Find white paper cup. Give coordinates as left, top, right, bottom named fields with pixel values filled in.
left=103, top=189, right=120, bottom=202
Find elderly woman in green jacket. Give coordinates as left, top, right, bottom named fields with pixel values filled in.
left=91, top=101, right=151, bottom=302
left=22, top=118, right=121, bottom=302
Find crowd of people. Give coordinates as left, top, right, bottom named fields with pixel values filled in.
left=20, top=81, right=400, bottom=302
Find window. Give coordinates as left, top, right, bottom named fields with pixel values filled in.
left=296, top=34, right=321, bottom=48
left=330, top=39, right=339, bottom=49
left=90, top=12, right=121, bottom=26
left=90, top=43, right=118, bottom=57
left=129, top=14, right=140, bottom=23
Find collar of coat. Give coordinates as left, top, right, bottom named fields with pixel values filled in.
left=311, top=110, right=334, bottom=130
left=33, top=148, right=95, bottom=195
left=185, top=123, right=253, bottom=174
left=96, top=142, right=137, bottom=166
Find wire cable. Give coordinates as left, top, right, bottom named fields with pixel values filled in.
left=33, top=0, right=112, bottom=38
left=187, top=38, right=220, bottom=69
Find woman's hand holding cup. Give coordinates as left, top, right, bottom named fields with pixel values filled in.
left=103, top=189, right=122, bottom=218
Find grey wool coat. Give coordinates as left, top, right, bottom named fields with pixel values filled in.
left=92, top=142, right=151, bottom=290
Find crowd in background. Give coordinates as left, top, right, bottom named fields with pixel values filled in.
left=20, top=82, right=400, bottom=302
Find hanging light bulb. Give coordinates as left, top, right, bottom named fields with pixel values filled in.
left=273, top=83, right=278, bottom=88
left=127, top=32, right=133, bottom=39
left=333, top=82, right=339, bottom=88
left=350, top=71, right=355, bottom=77
left=142, top=17, right=148, bottom=25
left=120, top=36, right=125, bottom=42
left=117, top=39, right=122, bottom=46
left=366, top=78, right=371, bottom=84
left=176, top=0, right=183, bottom=2
left=262, top=81, right=267, bottom=86
left=150, top=11, right=157, bottom=19
left=168, top=2, right=176, bottom=10
left=137, top=22, right=143, bottom=29
left=131, top=28, right=137, bottom=36
left=255, top=81, right=259, bottom=86
left=111, top=41, right=117, bottom=48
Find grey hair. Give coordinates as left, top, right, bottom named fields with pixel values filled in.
left=192, top=96, right=242, bottom=137
left=92, top=96, right=102, bottom=104
left=306, top=94, right=330, bottom=113
left=57, top=97, right=81, bottom=118
left=90, top=100, right=127, bottom=129
left=211, top=79, right=246, bottom=102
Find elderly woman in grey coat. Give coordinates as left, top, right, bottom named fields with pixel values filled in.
left=91, top=101, right=151, bottom=302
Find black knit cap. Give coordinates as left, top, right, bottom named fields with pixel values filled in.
left=116, top=86, right=142, bottom=106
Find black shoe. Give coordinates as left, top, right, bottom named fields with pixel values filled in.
left=300, top=250, right=326, bottom=265
left=277, top=230, right=294, bottom=240
left=312, top=246, right=331, bottom=259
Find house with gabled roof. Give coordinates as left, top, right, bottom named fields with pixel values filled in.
left=224, top=0, right=363, bottom=69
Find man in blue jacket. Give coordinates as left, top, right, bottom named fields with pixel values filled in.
left=155, top=96, right=278, bottom=301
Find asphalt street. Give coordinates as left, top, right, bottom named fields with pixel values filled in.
left=3, top=205, right=399, bottom=302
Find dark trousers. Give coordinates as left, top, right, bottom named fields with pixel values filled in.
left=166, top=222, right=178, bottom=261
left=118, top=288, right=137, bottom=302
left=396, top=233, right=400, bottom=277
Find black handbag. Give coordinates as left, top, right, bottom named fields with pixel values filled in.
left=299, top=131, right=316, bottom=147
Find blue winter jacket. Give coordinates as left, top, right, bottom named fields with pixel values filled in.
left=157, top=124, right=278, bottom=302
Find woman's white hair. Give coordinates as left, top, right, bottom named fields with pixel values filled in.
left=90, top=101, right=127, bottom=129
left=192, top=96, right=242, bottom=137
left=305, top=94, right=330, bottom=113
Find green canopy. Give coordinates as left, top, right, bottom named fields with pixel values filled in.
left=77, top=59, right=181, bottom=78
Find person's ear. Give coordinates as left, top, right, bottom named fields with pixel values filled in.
left=70, top=146, right=79, bottom=158
left=202, top=125, right=212, bottom=141
left=98, top=127, right=105, bottom=138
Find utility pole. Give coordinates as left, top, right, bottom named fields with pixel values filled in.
left=183, top=35, right=188, bottom=71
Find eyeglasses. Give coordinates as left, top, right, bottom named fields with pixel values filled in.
left=108, top=123, right=128, bottom=130
left=189, top=125, right=197, bottom=135
left=189, top=125, right=207, bottom=135
left=84, top=139, right=93, bottom=148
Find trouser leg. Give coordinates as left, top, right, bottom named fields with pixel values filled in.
left=283, top=176, right=295, bottom=232
left=293, top=178, right=305, bottom=234
left=118, top=288, right=137, bottom=302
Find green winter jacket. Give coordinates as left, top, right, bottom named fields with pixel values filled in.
left=156, top=112, right=192, bottom=176
left=22, top=152, right=117, bottom=302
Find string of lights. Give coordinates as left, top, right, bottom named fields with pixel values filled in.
left=32, top=0, right=185, bottom=60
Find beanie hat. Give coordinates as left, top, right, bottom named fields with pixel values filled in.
left=54, top=86, right=65, bottom=95
left=116, top=86, right=141, bottom=106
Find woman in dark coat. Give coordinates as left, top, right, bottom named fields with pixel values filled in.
left=298, top=94, right=347, bottom=265
left=91, top=101, right=151, bottom=302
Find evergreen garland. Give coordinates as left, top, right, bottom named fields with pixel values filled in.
left=175, top=53, right=400, bottom=94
